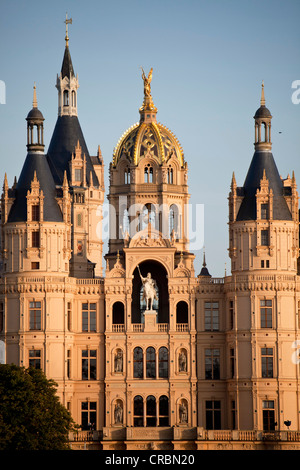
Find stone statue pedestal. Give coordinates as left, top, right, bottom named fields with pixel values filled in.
left=143, top=309, right=157, bottom=331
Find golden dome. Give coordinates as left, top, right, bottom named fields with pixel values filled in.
left=112, top=68, right=185, bottom=168
left=112, top=121, right=185, bottom=167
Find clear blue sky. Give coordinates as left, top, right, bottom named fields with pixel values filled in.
left=1, top=0, right=299, bottom=276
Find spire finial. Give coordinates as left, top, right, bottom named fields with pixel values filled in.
left=202, top=247, right=206, bottom=267
left=32, top=82, right=37, bottom=109
left=64, top=12, right=72, bottom=47
left=260, top=80, right=265, bottom=107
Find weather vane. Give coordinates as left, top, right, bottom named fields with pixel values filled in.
left=64, top=12, right=72, bottom=46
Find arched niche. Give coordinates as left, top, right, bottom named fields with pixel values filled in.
left=132, top=260, right=169, bottom=324
left=112, top=301, right=125, bottom=324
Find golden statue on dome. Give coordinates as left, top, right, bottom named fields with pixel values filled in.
left=141, top=67, right=153, bottom=98
left=140, top=67, right=157, bottom=114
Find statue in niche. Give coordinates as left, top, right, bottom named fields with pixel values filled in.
left=114, top=350, right=123, bottom=373
left=114, top=402, right=123, bottom=424
left=179, top=401, right=188, bottom=424
left=137, top=265, right=157, bottom=311
left=179, top=350, right=187, bottom=372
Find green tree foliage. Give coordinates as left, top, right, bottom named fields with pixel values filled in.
left=0, top=364, right=76, bottom=450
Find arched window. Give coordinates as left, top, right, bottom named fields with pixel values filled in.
left=141, top=203, right=157, bottom=231
left=146, top=347, right=156, bottom=378
left=146, top=395, right=156, bottom=426
left=159, top=396, right=169, bottom=426
left=133, top=347, right=143, bottom=378
left=159, top=347, right=168, bottom=378
left=112, top=302, right=124, bottom=324
left=169, top=204, right=180, bottom=238
left=167, top=166, right=173, bottom=184
left=124, top=168, right=130, bottom=184
left=63, top=90, right=69, bottom=106
left=144, top=165, right=153, bottom=183
left=72, top=90, right=76, bottom=107
left=133, top=396, right=143, bottom=427
left=176, top=301, right=188, bottom=324
left=122, top=208, right=130, bottom=235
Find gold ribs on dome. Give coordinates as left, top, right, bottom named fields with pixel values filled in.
left=112, top=68, right=184, bottom=167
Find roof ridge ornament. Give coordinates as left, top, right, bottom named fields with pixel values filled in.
left=32, top=82, right=38, bottom=109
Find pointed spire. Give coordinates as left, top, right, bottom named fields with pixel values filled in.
left=199, top=247, right=211, bottom=277
left=202, top=247, right=207, bottom=267
left=260, top=80, right=265, bottom=107
left=3, top=173, right=8, bottom=192
left=32, top=82, right=38, bottom=109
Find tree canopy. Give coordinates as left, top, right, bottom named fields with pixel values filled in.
left=0, top=364, right=76, bottom=450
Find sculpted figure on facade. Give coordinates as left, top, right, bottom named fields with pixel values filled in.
left=179, top=401, right=188, bottom=424
left=179, top=350, right=187, bottom=372
left=114, top=349, right=123, bottom=373
left=114, top=401, right=123, bottom=424
left=137, top=265, right=157, bottom=311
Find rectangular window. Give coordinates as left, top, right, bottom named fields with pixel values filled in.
left=206, top=400, right=221, bottom=430
left=204, top=302, right=219, bottom=331
left=230, top=348, right=235, bottom=378
left=31, top=205, right=40, bottom=222
left=82, top=303, right=97, bottom=332
left=75, top=168, right=82, bottom=182
left=31, top=262, right=39, bottom=270
left=29, top=349, right=41, bottom=369
left=261, top=230, right=269, bottom=246
left=0, top=302, right=3, bottom=332
left=67, top=302, right=72, bottom=331
left=67, top=349, right=71, bottom=379
left=229, top=300, right=234, bottom=329
left=261, top=347, right=273, bottom=378
left=31, top=230, right=40, bottom=248
left=82, top=349, right=97, bottom=380
left=261, top=203, right=269, bottom=219
left=29, top=301, right=42, bottom=330
left=205, top=348, right=220, bottom=379
left=262, top=400, right=275, bottom=431
left=81, top=401, right=97, bottom=430
left=231, top=400, right=236, bottom=430
left=260, top=299, right=272, bottom=328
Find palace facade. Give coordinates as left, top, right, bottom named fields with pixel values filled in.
left=1, top=29, right=300, bottom=450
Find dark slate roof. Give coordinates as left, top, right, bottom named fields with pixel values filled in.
left=254, top=105, right=272, bottom=119
left=236, top=150, right=292, bottom=221
left=199, top=265, right=211, bottom=276
left=61, top=45, right=75, bottom=78
left=46, top=115, right=99, bottom=187
left=7, top=152, right=63, bottom=223
left=26, top=107, right=44, bottom=121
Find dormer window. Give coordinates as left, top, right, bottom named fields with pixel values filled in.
left=32, top=204, right=40, bottom=222
left=75, top=168, right=82, bottom=183
left=261, top=203, right=269, bottom=219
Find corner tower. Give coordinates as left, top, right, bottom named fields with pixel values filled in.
left=228, top=82, right=298, bottom=274
left=226, top=83, right=299, bottom=432
left=46, top=17, right=105, bottom=277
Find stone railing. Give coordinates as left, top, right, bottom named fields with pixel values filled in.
left=70, top=428, right=300, bottom=444
left=112, top=324, right=125, bottom=333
